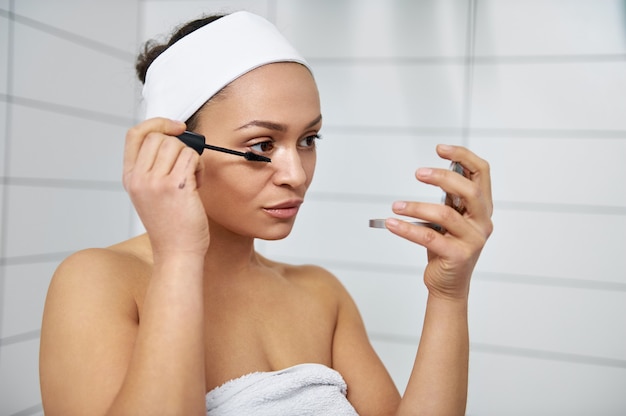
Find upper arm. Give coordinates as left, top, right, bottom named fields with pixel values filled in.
left=40, top=249, right=140, bottom=416
left=328, top=274, right=401, bottom=416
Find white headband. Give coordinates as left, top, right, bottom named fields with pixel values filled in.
left=142, top=11, right=311, bottom=121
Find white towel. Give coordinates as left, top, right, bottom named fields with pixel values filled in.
left=205, top=363, right=359, bottom=415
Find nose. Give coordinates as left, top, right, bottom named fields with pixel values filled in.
left=271, top=148, right=309, bottom=189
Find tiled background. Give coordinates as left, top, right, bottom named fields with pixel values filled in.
left=1, top=1, right=625, bottom=415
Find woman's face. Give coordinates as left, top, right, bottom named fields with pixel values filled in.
left=194, top=62, right=321, bottom=241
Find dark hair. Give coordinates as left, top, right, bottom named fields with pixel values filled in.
left=135, top=14, right=227, bottom=129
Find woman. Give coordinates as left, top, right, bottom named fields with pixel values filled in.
left=39, top=11, right=493, bottom=416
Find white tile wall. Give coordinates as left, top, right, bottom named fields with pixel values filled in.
left=0, top=13, right=10, bottom=409
left=141, top=0, right=270, bottom=41
left=333, top=267, right=626, bottom=365
left=474, top=0, right=626, bottom=56
left=370, top=337, right=418, bottom=392
left=1, top=262, right=57, bottom=338
left=12, top=23, right=136, bottom=119
left=470, top=280, right=626, bottom=361
left=480, top=209, right=626, bottom=283
left=4, top=185, right=131, bottom=258
left=14, top=0, right=140, bottom=53
left=311, top=132, right=462, bottom=199
left=335, top=268, right=428, bottom=339
left=0, top=101, right=6, bottom=176
left=471, top=62, right=626, bottom=131
left=0, top=10, right=8, bottom=95
left=467, top=352, right=626, bottom=415
left=9, top=105, right=126, bottom=182
left=0, top=183, right=4, bottom=258
left=315, top=63, right=466, bottom=128
left=1, top=2, right=141, bottom=413
left=0, top=339, right=41, bottom=415
left=277, top=0, right=469, bottom=59
left=470, top=136, right=626, bottom=207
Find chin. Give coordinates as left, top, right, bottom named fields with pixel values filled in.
left=255, top=223, right=295, bottom=241
left=257, top=230, right=293, bottom=241
left=259, top=235, right=290, bottom=242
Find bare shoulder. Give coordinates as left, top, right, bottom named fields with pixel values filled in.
left=258, top=254, right=350, bottom=301
left=50, top=234, right=151, bottom=297
left=43, top=234, right=153, bottom=334
left=40, top=235, right=152, bottom=414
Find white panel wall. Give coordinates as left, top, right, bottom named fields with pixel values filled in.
left=0, top=1, right=140, bottom=415
left=463, top=2, right=626, bottom=413
left=2, top=0, right=623, bottom=415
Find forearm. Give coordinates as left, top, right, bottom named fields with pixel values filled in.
left=109, top=255, right=206, bottom=415
left=397, top=294, right=469, bottom=416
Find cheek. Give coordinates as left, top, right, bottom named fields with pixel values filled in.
left=200, top=164, right=268, bottom=207
left=304, top=154, right=317, bottom=186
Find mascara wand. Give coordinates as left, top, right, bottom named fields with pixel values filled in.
left=177, top=131, right=271, bottom=163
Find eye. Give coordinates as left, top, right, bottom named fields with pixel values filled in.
left=249, top=141, right=274, bottom=153
left=299, top=134, right=321, bottom=149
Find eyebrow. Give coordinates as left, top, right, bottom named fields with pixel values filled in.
left=235, top=114, right=323, bottom=132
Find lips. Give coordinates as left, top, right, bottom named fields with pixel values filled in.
left=263, top=199, right=303, bottom=220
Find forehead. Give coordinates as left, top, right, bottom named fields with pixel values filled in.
left=201, top=62, right=320, bottom=128
left=229, top=62, right=318, bottom=104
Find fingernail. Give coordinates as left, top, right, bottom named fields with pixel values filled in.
left=438, top=144, right=453, bottom=152
left=386, top=218, right=399, bottom=228
left=392, top=201, right=406, bottom=211
left=417, top=168, right=432, bottom=178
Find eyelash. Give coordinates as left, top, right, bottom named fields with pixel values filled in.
left=249, top=134, right=322, bottom=154
left=299, top=134, right=322, bottom=149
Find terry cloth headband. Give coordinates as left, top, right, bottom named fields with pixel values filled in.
left=142, top=11, right=311, bottom=121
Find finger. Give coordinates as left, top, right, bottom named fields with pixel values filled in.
left=412, top=165, right=493, bottom=240
left=391, top=200, right=470, bottom=237
left=389, top=199, right=489, bottom=255
left=436, top=144, right=486, bottom=177
left=436, top=144, right=493, bottom=215
left=123, top=118, right=186, bottom=176
left=415, top=166, right=472, bottom=208
left=384, top=216, right=450, bottom=255
left=169, top=146, right=201, bottom=190
left=414, top=167, right=492, bottom=239
left=133, top=132, right=169, bottom=175
left=150, top=136, right=188, bottom=176
left=123, top=133, right=165, bottom=192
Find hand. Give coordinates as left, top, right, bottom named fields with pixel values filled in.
left=384, top=145, right=493, bottom=300
left=123, top=118, right=210, bottom=259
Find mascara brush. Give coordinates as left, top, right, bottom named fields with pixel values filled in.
left=176, top=131, right=271, bottom=163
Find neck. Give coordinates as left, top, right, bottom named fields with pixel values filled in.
left=202, top=222, right=263, bottom=280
